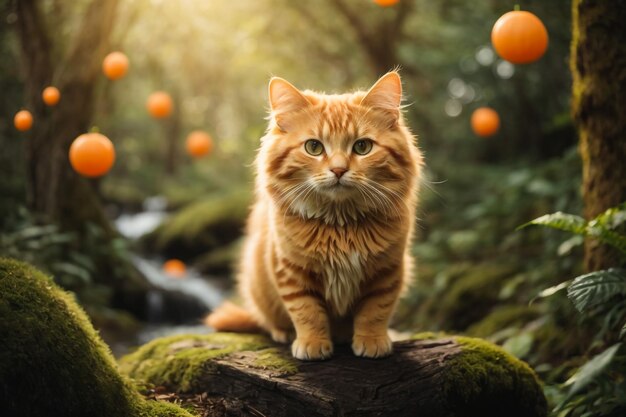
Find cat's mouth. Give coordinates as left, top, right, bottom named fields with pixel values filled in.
left=316, top=179, right=357, bottom=201
left=323, top=178, right=351, bottom=188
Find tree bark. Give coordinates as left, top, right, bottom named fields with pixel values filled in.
left=15, top=0, right=119, bottom=233
left=164, top=91, right=181, bottom=176
left=122, top=335, right=547, bottom=417
left=571, top=0, right=626, bottom=271
left=328, top=0, right=412, bottom=76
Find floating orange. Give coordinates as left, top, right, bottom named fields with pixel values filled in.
left=471, top=107, right=500, bottom=137
left=186, top=131, right=213, bottom=158
left=373, top=0, right=399, bottom=6
left=491, top=11, right=548, bottom=64
left=102, top=52, right=129, bottom=80
left=42, top=86, right=61, bottom=106
left=146, top=91, right=173, bottom=119
left=14, top=110, right=33, bottom=131
left=69, top=132, right=116, bottom=177
left=163, top=259, right=186, bottom=278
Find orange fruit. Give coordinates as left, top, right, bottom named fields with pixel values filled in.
left=102, top=52, right=129, bottom=80
left=471, top=107, right=500, bottom=137
left=146, top=91, right=173, bottom=119
left=42, top=86, right=61, bottom=106
left=186, top=131, right=213, bottom=158
left=69, top=132, right=116, bottom=177
left=373, top=0, right=399, bottom=6
left=163, top=259, right=186, bottom=278
left=14, top=110, right=33, bottom=131
left=491, top=11, right=548, bottom=64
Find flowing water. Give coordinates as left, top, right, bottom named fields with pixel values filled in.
left=110, top=197, right=231, bottom=356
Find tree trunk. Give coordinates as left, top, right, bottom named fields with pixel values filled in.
left=164, top=91, right=181, bottom=176
left=120, top=334, right=547, bottom=417
left=571, top=0, right=626, bottom=271
left=15, top=0, right=119, bottom=233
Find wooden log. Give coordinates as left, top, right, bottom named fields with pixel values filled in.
left=120, top=333, right=547, bottom=417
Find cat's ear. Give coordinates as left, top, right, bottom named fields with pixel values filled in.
left=269, top=77, right=311, bottom=132
left=360, top=71, right=402, bottom=126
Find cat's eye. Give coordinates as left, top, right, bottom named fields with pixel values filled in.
left=304, top=139, right=324, bottom=156
left=353, top=139, right=373, bottom=155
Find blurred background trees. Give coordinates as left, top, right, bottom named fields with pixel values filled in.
left=2, top=0, right=625, bottom=415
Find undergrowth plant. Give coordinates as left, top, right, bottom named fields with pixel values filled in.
left=520, top=202, right=626, bottom=417
left=0, top=206, right=133, bottom=308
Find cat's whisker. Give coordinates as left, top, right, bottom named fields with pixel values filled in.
left=354, top=184, right=376, bottom=212
left=361, top=177, right=408, bottom=208
left=357, top=183, right=388, bottom=216
left=278, top=182, right=310, bottom=209
left=286, top=183, right=314, bottom=215
left=359, top=181, right=403, bottom=219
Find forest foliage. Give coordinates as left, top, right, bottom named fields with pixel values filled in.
left=1, top=1, right=625, bottom=416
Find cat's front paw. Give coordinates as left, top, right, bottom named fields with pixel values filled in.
left=352, top=334, right=393, bottom=358
left=291, top=337, right=333, bottom=361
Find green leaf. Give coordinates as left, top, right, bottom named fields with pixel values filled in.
left=586, top=225, right=626, bottom=255
left=562, top=343, right=621, bottom=403
left=567, top=268, right=626, bottom=313
left=592, top=202, right=626, bottom=230
left=502, top=333, right=534, bottom=358
left=586, top=203, right=626, bottom=254
left=13, top=225, right=58, bottom=240
left=557, top=235, right=584, bottom=256
left=517, top=212, right=586, bottom=234
left=518, top=204, right=626, bottom=255
left=51, top=262, right=92, bottom=285
left=531, top=280, right=571, bottom=304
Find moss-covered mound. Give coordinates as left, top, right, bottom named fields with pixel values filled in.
left=443, top=337, right=546, bottom=417
left=0, top=258, right=194, bottom=417
left=142, top=189, right=251, bottom=271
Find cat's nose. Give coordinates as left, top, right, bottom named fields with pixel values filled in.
left=330, top=167, right=348, bottom=178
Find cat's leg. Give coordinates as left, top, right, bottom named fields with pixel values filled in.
left=352, top=264, right=403, bottom=358
left=275, top=258, right=333, bottom=361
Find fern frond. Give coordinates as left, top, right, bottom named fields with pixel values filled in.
left=567, top=268, right=626, bottom=313
left=517, top=212, right=586, bottom=234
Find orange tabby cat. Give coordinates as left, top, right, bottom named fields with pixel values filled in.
left=206, top=71, right=422, bottom=360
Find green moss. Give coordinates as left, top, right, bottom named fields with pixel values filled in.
left=442, top=336, right=547, bottom=417
left=409, top=331, right=447, bottom=340
left=0, top=258, right=193, bottom=417
left=138, top=401, right=197, bottom=417
left=466, top=305, right=541, bottom=338
left=144, top=189, right=251, bottom=259
left=119, top=333, right=272, bottom=392
left=252, top=348, right=299, bottom=374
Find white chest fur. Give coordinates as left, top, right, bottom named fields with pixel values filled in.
left=323, top=251, right=364, bottom=316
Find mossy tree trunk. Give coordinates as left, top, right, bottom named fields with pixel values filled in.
left=15, top=0, right=119, bottom=234
left=571, top=0, right=626, bottom=271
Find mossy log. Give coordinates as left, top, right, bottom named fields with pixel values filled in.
left=120, top=333, right=547, bottom=417
left=0, top=258, right=193, bottom=417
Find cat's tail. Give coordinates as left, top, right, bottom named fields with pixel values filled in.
left=204, top=301, right=261, bottom=332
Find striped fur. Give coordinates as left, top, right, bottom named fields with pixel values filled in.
left=206, top=72, right=422, bottom=360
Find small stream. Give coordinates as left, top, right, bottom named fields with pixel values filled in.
left=110, top=197, right=231, bottom=356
